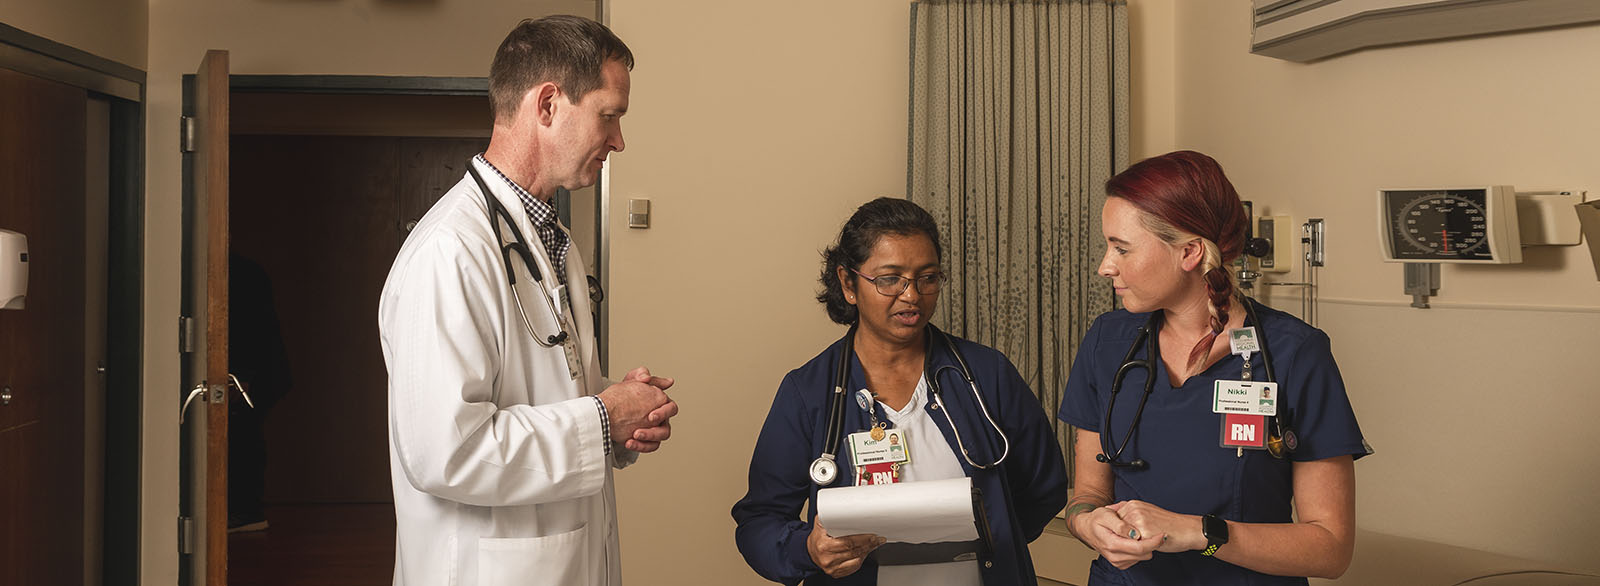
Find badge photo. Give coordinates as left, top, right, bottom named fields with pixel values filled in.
left=884, top=429, right=909, bottom=463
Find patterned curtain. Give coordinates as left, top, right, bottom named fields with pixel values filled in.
left=908, top=0, right=1129, bottom=478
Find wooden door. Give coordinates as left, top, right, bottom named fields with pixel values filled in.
left=0, top=66, right=89, bottom=586
left=181, top=49, right=231, bottom=586
left=230, top=135, right=486, bottom=504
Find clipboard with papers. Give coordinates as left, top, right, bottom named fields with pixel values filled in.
left=815, top=477, right=994, bottom=566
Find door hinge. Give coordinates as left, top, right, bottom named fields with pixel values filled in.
left=180, top=116, right=196, bottom=153
left=178, top=516, right=195, bottom=555
left=179, top=315, right=196, bottom=353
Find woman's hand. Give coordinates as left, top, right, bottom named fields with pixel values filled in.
left=1071, top=506, right=1164, bottom=570
left=807, top=518, right=885, bottom=578
left=1106, top=500, right=1205, bottom=554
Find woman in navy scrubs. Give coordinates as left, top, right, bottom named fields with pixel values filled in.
left=733, top=198, right=1068, bottom=585
left=1057, top=151, right=1369, bottom=585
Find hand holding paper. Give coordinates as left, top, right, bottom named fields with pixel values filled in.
left=807, top=518, right=884, bottom=578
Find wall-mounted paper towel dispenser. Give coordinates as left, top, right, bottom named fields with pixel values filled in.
left=0, top=229, right=28, bottom=310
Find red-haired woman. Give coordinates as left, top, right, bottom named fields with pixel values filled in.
left=1057, top=151, right=1369, bottom=585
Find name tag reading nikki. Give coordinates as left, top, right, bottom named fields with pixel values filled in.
left=1212, top=380, right=1278, bottom=416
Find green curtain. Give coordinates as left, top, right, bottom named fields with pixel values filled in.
left=908, top=0, right=1129, bottom=477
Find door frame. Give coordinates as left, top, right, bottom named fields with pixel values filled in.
left=0, top=21, right=146, bottom=586
left=179, top=73, right=614, bottom=584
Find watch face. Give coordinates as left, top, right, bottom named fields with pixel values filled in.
left=1204, top=514, right=1229, bottom=543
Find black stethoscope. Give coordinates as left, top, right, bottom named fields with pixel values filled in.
left=808, top=324, right=1011, bottom=486
left=467, top=164, right=571, bottom=349
left=1096, top=297, right=1296, bottom=470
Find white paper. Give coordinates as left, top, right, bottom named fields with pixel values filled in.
left=815, top=477, right=978, bottom=544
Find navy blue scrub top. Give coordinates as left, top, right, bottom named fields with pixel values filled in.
left=734, top=328, right=1069, bottom=585
left=1058, top=299, right=1369, bottom=586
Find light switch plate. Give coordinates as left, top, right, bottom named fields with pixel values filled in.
left=628, top=198, right=650, bottom=229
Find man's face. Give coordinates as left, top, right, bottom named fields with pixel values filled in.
left=545, top=59, right=629, bottom=191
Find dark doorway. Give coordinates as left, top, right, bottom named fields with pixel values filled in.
left=224, top=88, right=491, bottom=586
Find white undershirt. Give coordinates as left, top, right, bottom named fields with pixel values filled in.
left=872, top=375, right=982, bottom=586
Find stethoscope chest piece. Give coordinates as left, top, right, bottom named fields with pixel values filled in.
left=809, top=456, right=838, bottom=486
left=1266, top=426, right=1298, bottom=458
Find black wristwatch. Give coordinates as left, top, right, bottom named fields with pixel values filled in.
left=1201, top=514, right=1229, bottom=557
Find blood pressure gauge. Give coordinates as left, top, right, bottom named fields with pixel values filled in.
left=1378, top=187, right=1522, bottom=264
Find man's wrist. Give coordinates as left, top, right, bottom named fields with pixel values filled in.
left=592, top=396, right=612, bottom=456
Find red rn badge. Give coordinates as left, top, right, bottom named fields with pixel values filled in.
left=1220, top=413, right=1266, bottom=449
left=857, top=462, right=901, bottom=486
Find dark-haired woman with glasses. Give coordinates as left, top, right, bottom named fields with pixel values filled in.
left=732, top=197, right=1068, bottom=585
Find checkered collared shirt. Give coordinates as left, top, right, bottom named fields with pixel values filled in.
left=475, top=155, right=609, bottom=455
left=474, top=154, right=570, bottom=284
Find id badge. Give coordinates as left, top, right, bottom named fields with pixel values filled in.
left=848, top=428, right=911, bottom=468
left=1212, top=380, right=1278, bottom=416
left=554, top=288, right=581, bottom=380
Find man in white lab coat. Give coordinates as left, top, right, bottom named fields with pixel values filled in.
left=378, top=15, right=677, bottom=586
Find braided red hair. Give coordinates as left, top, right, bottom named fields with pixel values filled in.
left=1105, top=151, right=1247, bottom=370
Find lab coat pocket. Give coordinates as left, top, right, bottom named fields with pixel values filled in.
left=477, top=524, right=591, bottom=586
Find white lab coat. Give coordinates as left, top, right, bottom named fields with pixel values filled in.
left=379, top=157, right=634, bottom=586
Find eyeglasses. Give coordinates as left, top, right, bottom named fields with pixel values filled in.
left=850, top=269, right=948, bottom=296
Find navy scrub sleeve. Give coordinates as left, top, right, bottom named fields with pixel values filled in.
left=1057, top=311, right=1132, bottom=435
left=988, top=350, right=1073, bottom=542
left=1275, top=327, right=1369, bottom=462
left=732, top=365, right=831, bottom=585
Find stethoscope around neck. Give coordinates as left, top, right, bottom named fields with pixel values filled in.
left=467, top=164, right=571, bottom=349
left=807, top=324, right=1011, bottom=486
left=1096, top=296, right=1296, bottom=470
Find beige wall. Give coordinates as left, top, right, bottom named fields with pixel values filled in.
left=1128, top=0, right=1175, bottom=159
left=27, top=0, right=1596, bottom=580
left=139, top=2, right=591, bottom=584
left=604, top=0, right=910, bottom=583
left=1172, top=1, right=1600, bottom=571
left=0, top=0, right=147, bottom=69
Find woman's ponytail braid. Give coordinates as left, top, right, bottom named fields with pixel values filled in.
left=1186, top=238, right=1235, bottom=370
